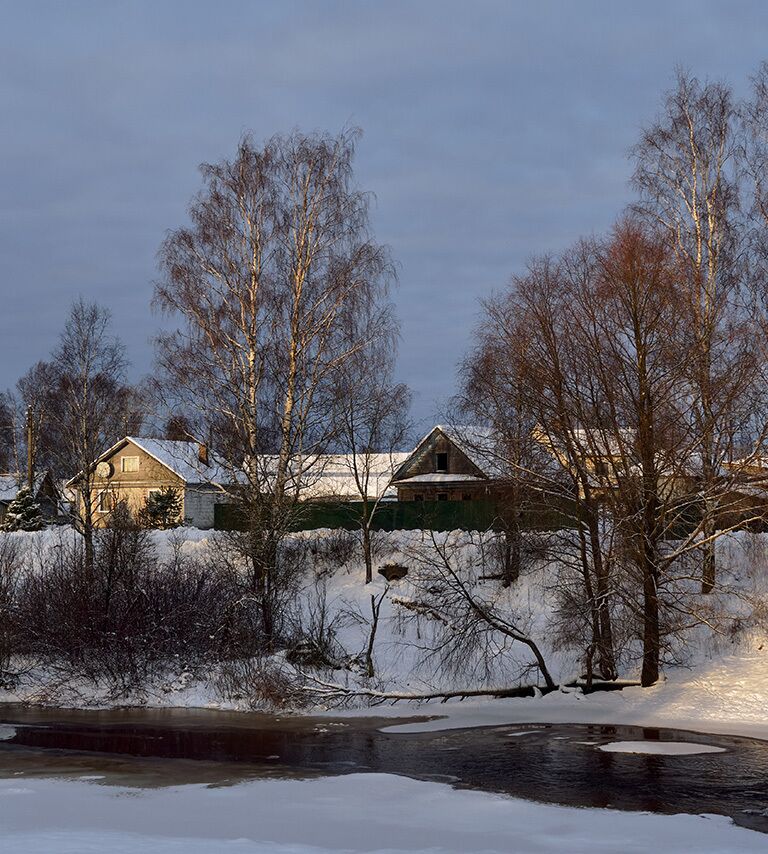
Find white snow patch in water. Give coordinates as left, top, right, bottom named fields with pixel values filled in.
left=0, top=725, right=16, bottom=741
left=597, top=741, right=726, bottom=755
left=504, top=730, right=542, bottom=737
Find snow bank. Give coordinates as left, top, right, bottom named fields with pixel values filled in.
left=0, top=773, right=763, bottom=853
left=363, top=651, right=768, bottom=741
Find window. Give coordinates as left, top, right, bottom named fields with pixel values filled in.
left=435, top=452, right=448, bottom=472
left=461, top=493, right=472, bottom=501
left=413, top=494, right=424, bottom=502
left=121, top=456, right=140, bottom=473
left=97, top=491, right=115, bottom=513
left=437, top=493, right=448, bottom=501
left=594, top=460, right=609, bottom=477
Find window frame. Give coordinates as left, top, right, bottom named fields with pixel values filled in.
left=97, top=490, right=115, bottom=513
left=121, top=455, right=140, bottom=473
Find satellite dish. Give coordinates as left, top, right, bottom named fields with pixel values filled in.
left=96, top=461, right=113, bottom=479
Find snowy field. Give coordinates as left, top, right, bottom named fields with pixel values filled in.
left=0, top=772, right=764, bottom=854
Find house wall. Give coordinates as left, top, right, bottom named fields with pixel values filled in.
left=394, top=430, right=490, bottom=501
left=183, top=486, right=228, bottom=529
left=396, top=482, right=491, bottom=502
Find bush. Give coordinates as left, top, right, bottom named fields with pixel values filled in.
left=11, top=521, right=263, bottom=694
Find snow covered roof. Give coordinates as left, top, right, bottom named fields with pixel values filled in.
left=299, top=453, right=411, bottom=500
left=126, top=437, right=230, bottom=484
left=396, top=473, right=485, bottom=484
left=0, top=472, right=49, bottom=504
left=66, top=437, right=232, bottom=488
left=569, top=427, right=636, bottom=457
left=68, top=438, right=409, bottom=498
left=394, top=424, right=504, bottom=481
left=437, top=424, right=504, bottom=477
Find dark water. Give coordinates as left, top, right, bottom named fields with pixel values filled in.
left=1, top=705, right=767, bottom=833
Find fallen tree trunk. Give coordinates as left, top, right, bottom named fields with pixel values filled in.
left=299, top=673, right=639, bottom=707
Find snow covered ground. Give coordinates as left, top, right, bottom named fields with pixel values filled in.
left=0, top=772, right=764, bottom=854
left=3, top=525, right=768, bottom=745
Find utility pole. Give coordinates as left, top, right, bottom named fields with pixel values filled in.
left=26, top=406, right=34, bottom=490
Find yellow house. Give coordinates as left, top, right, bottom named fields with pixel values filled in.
left=67, top=437, right=229, bottom=529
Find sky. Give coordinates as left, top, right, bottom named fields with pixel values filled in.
left=1, top=1, right=768, bottom=431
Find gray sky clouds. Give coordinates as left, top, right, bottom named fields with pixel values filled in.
left=1, top=1, right=767, bottom=428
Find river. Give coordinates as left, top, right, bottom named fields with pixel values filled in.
left=1, top=705, right=766, bottom=833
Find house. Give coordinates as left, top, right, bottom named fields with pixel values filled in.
left=66, top=437, right=231, bottom=529
left=532, top=426, right=632, bottom=497
left=299, top=453, right=411, bottom=502
left=392, top=425, right=502, bottom=501
left=0, top=470, right=59, bottom=525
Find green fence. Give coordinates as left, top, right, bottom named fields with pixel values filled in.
left=214, top=499, right=575, bottom=533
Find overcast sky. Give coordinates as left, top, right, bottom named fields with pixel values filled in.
left=1, top=1, right=768, bottom=430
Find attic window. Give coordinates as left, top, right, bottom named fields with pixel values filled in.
left=594, top=460, right=609, bottom=477
left=437, top=492, right=448, bottom=501
left=121, top=456, right=140, bottom=473
left=435, top=452, right=448, bottom=472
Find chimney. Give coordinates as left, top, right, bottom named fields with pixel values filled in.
left=198, top=442, right=209, bottom=467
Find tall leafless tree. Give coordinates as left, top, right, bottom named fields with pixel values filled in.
left=154, top=129, right=396, bottom=642
left=631, top=70, right=749, bottom=593
left=19, top=299, right=139, bottom=567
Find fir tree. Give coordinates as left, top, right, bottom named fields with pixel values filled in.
left=138, top=487, right=182, bottom=529
left=2, top=487, right=45, bottom=532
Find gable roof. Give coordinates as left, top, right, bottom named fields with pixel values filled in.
left=65, top=437, right=231, bottom=488
left=436, top=424, right=503, bottom=476
left=0, top=471, right=52, bottom=504
left=393, top=424, right=503, bottom=483
left=126, top=437, right=230, bottom=484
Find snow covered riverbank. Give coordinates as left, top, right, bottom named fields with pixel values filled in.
left=0, top=772, right=764, bottom=854
left=2, top=526, right=768, bottom=746
left=338, top=646, right=768, bottom=741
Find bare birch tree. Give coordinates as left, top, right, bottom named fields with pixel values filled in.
left=154, top=129, right=396, bottom=643
left=631, top=70, right=749, bottom=593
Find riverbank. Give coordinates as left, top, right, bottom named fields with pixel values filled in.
left=349, top=646, right=768, bottom=742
